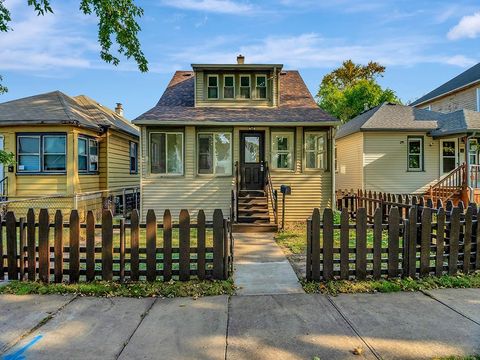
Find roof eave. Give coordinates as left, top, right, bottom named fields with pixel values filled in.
left=412, top=79, right=480, bottom=107
left=191, top=64, right=284, bottom=70
left=132, top=119, right=340, bottom=127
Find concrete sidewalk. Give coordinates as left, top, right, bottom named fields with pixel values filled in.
left=1, top=288, right=479, bottom=359
left=233, top=232, right=304, bottom=295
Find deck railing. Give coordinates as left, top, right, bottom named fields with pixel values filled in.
left=264, top=162, right=278, bottom=225
left=428, top=163, right=466, bottom=204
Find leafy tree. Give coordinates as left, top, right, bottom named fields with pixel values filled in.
left=0, top=150, right=14, bottom=166
left=0, top=0, right=148, bottom=93
left=317, top=60, right=400, bottom=122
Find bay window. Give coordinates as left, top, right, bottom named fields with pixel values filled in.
left=223, top=75, right=235, bottom=99
left=78, top=136, right=99, bottom=173
left=305, top=132, right=327, bottom=170
left=198, top=132, right=232, bottom=175
left=150, top=132, right=184, bottom=175
left=271, top=132, right=294, bottom=170
left=240, top=75, right=251, bottom=99
left=17, top=134, right=66, bottom=173
left=256, top=75, right=267, bottom=99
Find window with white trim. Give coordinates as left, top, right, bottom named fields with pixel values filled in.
left=271, top=132, right=294, bottom=170
left=223, top=75, right=235, bottom=99
left=17, top=134, right=66, bottom=173
left=476, top=88, right=480, bottom=112
left=304, top=132, right=327, bottom=170
left=240, top=75, right=251, bottom=99
left=150, top=132, right=184, bottom=175
left=78, top=136, right=99, bottom=173
left=207, top=75, right=219, bottom=99
left=256, top=75, right=267, bottom=99
left=130, top=141, right=138, bottom=174
left=407, top=137, right=423, bottom=171
left=198, top=132, right=232, bottom=175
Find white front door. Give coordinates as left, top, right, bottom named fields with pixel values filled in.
left=440, top=139, right=458, bottom=174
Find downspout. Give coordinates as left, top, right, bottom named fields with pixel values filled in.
left=331, top=127, right=336, bottom=210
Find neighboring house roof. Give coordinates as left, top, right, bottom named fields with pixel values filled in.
left=0, top=91, right=139, bottom=137
left=335, top=103, right=443, bottom=139
left=411, top=62, right=480, bottom=106
left=430, top=109, right=480, bottom=138
left=133, top=70, right=339, bottom=125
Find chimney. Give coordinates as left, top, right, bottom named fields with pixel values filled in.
left=115, top=103, right=124, bottom=116
left=237, top=54, right=245, bottom=64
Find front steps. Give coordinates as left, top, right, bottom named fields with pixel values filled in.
left=234, top=190, right=277, bottom=232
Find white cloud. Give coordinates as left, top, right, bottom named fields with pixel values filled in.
left=443, top=55, right=476, bottom=67
left=448, top=12, right=480, bottom=40
left=160, top=0, right=254, bottom=14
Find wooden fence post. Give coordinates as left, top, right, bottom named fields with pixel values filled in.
left=311, top=208, right=321, bottom=281
left=223, top=219, right=229, bottom=279
left=463, top=207, right=473, bottom=274
left=19, top=217, right=26, bottom=280
left=26, top=209, right=36, bottom=281
left=54, top=210, right=63, bottom=283
left=179, top=209, right=190, bottom=281
left=38, top=209, right=50, bottom=283
left=119, top=218, right=125, bottom=282
left=69, top=210, right=80, bottom=283
left=356, top=208, right=367, bottom=280
left=146, top=209, right=156, bottom=282
left=388, top=207, right=400, bottom=278
left=448, top=207, right=460, bottom=275
left=322, top=208, right=334, bottom=281
left=340, top=208, right=349, bottom=280
left=130, top=209, right=140, bottom=281
left=6, top=211, right=17, bottom=281
left=306, top=218, right=312, bottom=281
left=196, top=210, right=206, bottom=280
left=163, top=210, right=173, bottom=281
left=436, top=208, right=446, bottom=276
left=420, top=207, right=432, bottom=277
left=213, top=209, right=224, bottom=280
left=102, top=209, right=113, bottom=281
left=373, top=207, right=383, bottom=280
left=86, top=211, right=95, bottom=282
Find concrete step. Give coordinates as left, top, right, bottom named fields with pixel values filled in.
left=232, top=223, right=278, bottom=233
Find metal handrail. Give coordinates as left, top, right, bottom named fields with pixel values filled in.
left=0, top=176, right=8, bottom=201
left=264, top=162, right=278, bottom=225
left=231, top=161, right=239, bottom=222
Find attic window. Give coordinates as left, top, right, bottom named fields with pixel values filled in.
left=223, top=75, right=235, bottom=99
left=240, top=75, right=251, bottom=99
left=207, top=75, right=219, bottom=99
left=256, top=75, right=267, bottom=99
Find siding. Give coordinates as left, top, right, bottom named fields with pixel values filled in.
left=422, top=85, right=479, bottom=113
left=336, top=132, right=364, bottom=190
left=363, top=132, right=441, bottom=194
left=107, top=130, right=140, bottom=190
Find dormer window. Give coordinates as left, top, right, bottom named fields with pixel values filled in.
left=256, top=75, right=267, bottom=99
left=207, top=75, right=219, bottom=99
left=223, top=75, right=235, bottom=99
left=240, top=75, right=251, bottom=99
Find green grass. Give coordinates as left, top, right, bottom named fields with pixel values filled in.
left=0, top=279, right=236, bottom=298
left=302, top=272, right=480, bottom=296
left=433, top=356, right=480, bottom=360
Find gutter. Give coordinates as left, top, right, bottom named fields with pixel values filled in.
left=132, top=120, right=341, bottom=127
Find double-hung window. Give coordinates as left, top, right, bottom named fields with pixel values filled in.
left=407, top=137, right=423, bottom=171
left=223, top=75, right=235, bottom=99
left=198, top=132, right=232, bottom=175
left=305, top=132, right=327, bottom=170
left=207, top=75, right=219, bottom=99
left=240, top=75, right=251, bottom=99
left=150, top=132, right=184, bottom=175
left=17, top=134, right=66, bottom=173
left=256, top=75, right=267, bottom=99
left=271, top=132, right=294, bottom=170
left=130, top=141, right=138, bottom=174
left=78, top=136, right=99, bottom=173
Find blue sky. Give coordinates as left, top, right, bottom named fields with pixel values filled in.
left=1, top=0, right=480, bottom=119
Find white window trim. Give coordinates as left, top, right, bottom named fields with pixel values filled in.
left=476, top=87, right=480, bottom=112
left=239, top=75, right=251, bottom=99
left=255, top=74, right=267, bottom=100
left=271, top=131, right=294, bottom=170
left=207, top=74, right=219, bottom=100
left=223, top=74, right=235, bottom=99
left=439, top=138, right=458, bottom=174
left=197, top=132, right=233, bottom=176
left=42, top=135, right=66, bottom=173
left=17, top=135, right=41, bottom=173
left=407, top=137, right=424, bottom=172
left=78, top=136, right=99, bottom=173
left=304, top=131, right=327, bottom=170
left=149, top=132, right=184, bottom=176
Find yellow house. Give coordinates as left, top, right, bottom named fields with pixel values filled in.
left=0, top=91, right=140, bottom=219
left=133, top=56, right=340, bottom=230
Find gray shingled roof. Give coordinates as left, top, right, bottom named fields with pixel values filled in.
left=430, top=109, right=480, bottom=137
left=133, top=70, right=339, bottom=125
left=0, top=91, right=139, bottom=137
left=336, top=103, right=443, bottom=139
left=411, top=62, right=480, bottom=106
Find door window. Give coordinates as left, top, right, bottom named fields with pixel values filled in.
left=244, top=136, right=260, bottom=163
left=442, top=140, right=456, bottom=173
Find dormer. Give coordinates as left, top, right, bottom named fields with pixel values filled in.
left=192, top=55, right=283, bottom=108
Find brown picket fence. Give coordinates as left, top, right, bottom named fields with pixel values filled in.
left=306, top=205, right=480, bottom=281
left=0, top=208, right=232, bottom=283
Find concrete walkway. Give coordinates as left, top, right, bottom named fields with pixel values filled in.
left=1, top=289, right=480, bottom=359
left=233, top=232, right=304, bottom=295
